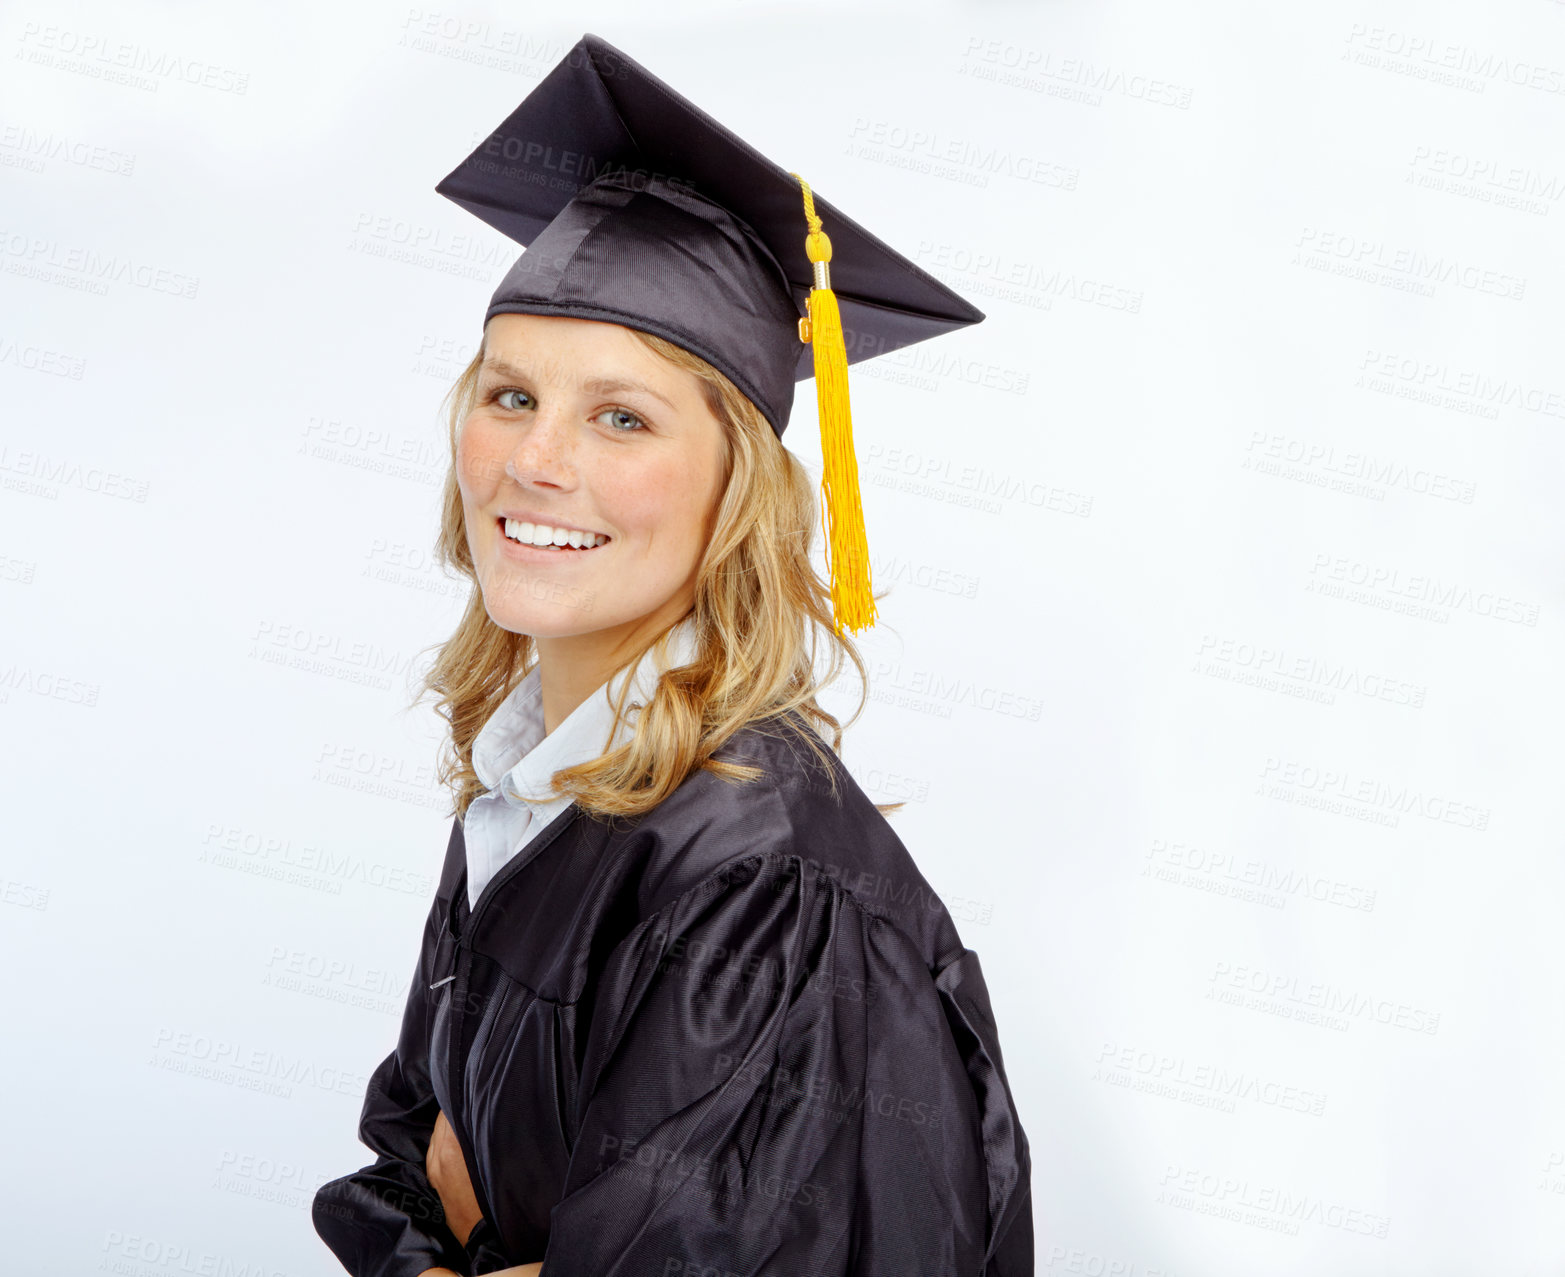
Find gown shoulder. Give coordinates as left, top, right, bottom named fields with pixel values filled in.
left=538, top=720, right=1035, bottom=1275
left=627, top=710, right=969, bottom=966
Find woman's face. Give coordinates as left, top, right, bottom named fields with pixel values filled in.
left=456, top=312, right=729, bottom=641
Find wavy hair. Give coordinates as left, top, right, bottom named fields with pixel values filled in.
left=411, top=326, right=899, bottom=826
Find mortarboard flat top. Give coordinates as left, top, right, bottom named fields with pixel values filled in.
left=435, top=32, right=984, bottom=436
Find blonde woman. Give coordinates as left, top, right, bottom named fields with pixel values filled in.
left=313, top=33, right=1032, bottom=1277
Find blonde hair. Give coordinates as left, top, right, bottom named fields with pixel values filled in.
left=412, top=326, right=900, bottom=825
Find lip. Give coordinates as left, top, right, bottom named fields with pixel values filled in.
left=495, top=515, right=611, bottom=560
left=497, top=510, right=609, bottom=538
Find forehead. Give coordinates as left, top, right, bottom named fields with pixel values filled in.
left=481, top=312, right=666, bottom=375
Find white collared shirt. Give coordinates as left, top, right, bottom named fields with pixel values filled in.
left=463, top=616, right=701, bottom=909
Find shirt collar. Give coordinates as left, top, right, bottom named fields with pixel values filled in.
left=471, top=614, right=702, bottom=806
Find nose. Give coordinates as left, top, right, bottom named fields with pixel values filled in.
left=503, top=402, right=578, bottom=490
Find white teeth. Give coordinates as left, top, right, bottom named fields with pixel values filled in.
left=502, top=518, right=609, bottom=550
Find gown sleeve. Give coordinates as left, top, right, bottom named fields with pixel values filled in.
left=311, top=832, right=472, bottom=1277
left=541, top=851, right=1033, bottom=1277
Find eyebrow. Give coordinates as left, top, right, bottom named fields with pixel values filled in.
left=479, top=357, right=677, bottom=412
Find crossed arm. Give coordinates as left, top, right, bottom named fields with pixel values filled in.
left=417, top=1268, right=542, bottom=1277
left=417, top=1108, right=543, bottom=1277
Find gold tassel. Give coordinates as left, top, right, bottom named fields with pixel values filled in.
left=788, top=173, right=877, bottom=636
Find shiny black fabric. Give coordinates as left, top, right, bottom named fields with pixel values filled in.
left=434, top=32, right=987, bottom=437
left=312, top=714, right=1033, bottom=1276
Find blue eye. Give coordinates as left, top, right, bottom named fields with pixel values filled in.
left=596, top=407, right=647, bottom=433
left=495, top=388, right=533, bottom=411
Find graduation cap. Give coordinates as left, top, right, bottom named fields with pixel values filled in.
left=435, top=32, right=984, bottom=636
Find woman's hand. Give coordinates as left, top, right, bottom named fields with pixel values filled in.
left=423, top=1112, right=544, bottom=1274
left=426, top=1108, right=484, bottom=1246
left=415, top=1270, right=541, bottom=1277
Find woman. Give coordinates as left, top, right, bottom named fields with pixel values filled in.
left=313, top=33, right=1033, bottom=1277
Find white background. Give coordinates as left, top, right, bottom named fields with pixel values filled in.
left=2, top=2, right=1562, bottom=1274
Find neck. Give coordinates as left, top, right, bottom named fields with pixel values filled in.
left=531, top=598, right=693, bottom=735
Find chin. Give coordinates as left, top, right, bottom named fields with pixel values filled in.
left=477, top=571, right=606, bottom=636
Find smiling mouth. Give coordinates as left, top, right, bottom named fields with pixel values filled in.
left=498, top=517, right=611, bottom=551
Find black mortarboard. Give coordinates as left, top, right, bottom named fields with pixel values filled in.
left=434, top=32, right=985, bottom=634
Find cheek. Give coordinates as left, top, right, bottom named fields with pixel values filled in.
left=688, top=440, right=729, bottom=543
left=613, top=451, right=725, bottom=549
left=455, top=418, right=503, bottom=500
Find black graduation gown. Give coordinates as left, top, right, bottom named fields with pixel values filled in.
left=312, top=712, right=1033, bottom=1276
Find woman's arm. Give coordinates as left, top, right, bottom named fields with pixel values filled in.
left=424, top=1111, right=546, bottom=1276
left=426, top=1109, right=484, bottom=1245
left=417, top=1268, right=542, bottom=1277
